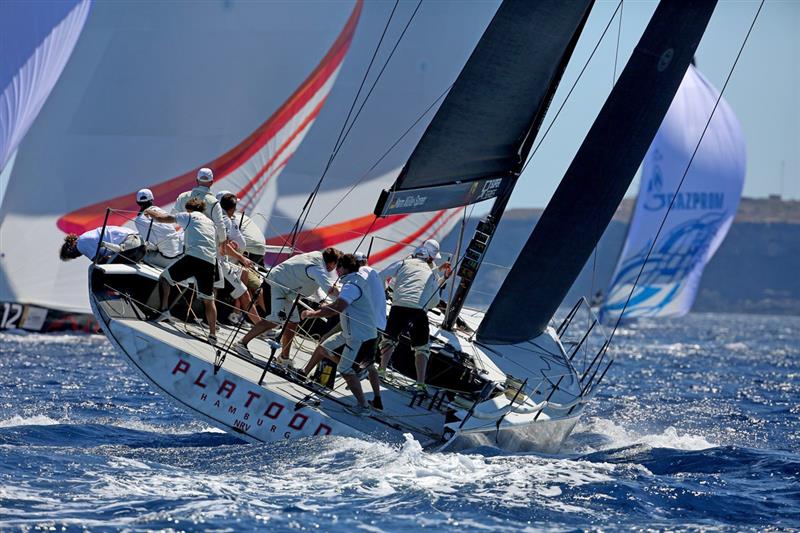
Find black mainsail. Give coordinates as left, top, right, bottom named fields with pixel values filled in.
left=477, top=0, right=718, bottom=344
left=373, top=0, right=594, bottom=217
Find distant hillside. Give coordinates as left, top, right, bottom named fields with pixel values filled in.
left=610, top=195, right=800, bottom=224
left=441, top=197, right=800, bottom=315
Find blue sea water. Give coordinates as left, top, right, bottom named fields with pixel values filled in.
left=0, top=313, right=797, bottom=531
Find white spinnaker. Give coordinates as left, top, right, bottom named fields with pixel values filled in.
left=0, top=1, right=361, bottom=314
left=0, top=1, right=497, bottom=315
left=0, top=0, right=90, bottom=206
left=600, top=65, right=746, bottom=322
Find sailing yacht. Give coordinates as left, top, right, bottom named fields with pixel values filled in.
left=88, top=0, right=718, bottom=453
left=0, top=0, right=91, bottom=331
left=599, top=64, right=746, bottom=323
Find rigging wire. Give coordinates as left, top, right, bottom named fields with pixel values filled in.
left=329, top=0, right=400, bottom=165
left=606, top=0, right=765, bottom=349
left=331, top=0, right=424, bottom=160
left=520, top=0, right=623, bottom=175
left=289, top=0, right=424, bottom=251
left=311, top=82, right=452, bottom=231
left=591, top=0, right=624, bottom=299
left=588, top=0, right=624, bottom=367
left=275, top=1, right=410, bottom=254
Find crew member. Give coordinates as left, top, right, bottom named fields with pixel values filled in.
left=377, top=239, right=450, bottom=392
left=148, top=198, right=219, bottom=344
left=59, top=226, right=141, bottom=263
left=172, top=168, right=227, bottom=245
left=300, top=254, right=383, bottom=412
left=217, top=193, right=260, bottom=325
left=233, top=206, right=268, bottom=266
left=355, top=251, right=387, bottom=332
left=134, top=188, right=183, bottom=268
left=236, top=247, right=342, bottom=365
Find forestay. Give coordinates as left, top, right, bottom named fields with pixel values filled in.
left=599, top=65, right=746, bottom=322
left=375, top=0, right=594, bottom=216
left=478, top=0, right=719, bottom=344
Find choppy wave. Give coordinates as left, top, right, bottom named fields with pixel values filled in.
left=0, top=314, right=799, bottom=531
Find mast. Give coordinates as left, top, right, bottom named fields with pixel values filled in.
left=372, top=0, right=595, bottom=328
left=477, top=0, right=719, bottom=344
left=442, top=173, right=514, bottom=329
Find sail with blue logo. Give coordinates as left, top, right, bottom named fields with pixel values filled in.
left=599, top=64, right=746, bottom=323
left=0, top=0, right=91, bottom=205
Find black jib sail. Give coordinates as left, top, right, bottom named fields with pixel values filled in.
left=374, top=0, right=594, bottom=217
left=477, top=0, right=718, bottom=345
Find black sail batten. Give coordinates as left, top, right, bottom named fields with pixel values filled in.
left=374, top=0, right=595, bottom=217
left=477, top=0, right=718, bottom=345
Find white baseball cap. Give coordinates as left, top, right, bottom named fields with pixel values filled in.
left=136, top=188, right=154, bottom=202
left=421, top=238, right=442, bottom=260
left=196, top=167, right=214, bottom=183
left=215, top=190, right=233, bottom=201
left=354, top=251, right=368, bottom=263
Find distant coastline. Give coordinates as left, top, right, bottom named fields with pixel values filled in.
left=503, top=196, right=800, bottom=224
left=442, top=196, right=800, bottom=316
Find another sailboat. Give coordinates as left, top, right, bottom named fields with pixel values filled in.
left=0, top=0, right=91, bottom=331
left=88, top=0, right=718, bottom=452
left=599, top=64, right=746, bottom=323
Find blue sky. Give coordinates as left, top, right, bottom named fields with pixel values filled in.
left=502, top=0, right=799, bottom=211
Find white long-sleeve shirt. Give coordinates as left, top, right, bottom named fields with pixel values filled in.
left=267, top=251, right=335, bottom=298
left=135, top=207, right=183, bottom=258
left=76, top=226, right=137, bottom=259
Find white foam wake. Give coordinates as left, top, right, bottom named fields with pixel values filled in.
left=0, top=414, right=61, bottom=428
left=578, top=417, right=715, bottom=451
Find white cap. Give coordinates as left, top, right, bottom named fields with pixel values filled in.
left=196, top=167, right=214, bottom=183
left=136, top=188, right=154, bottom=202
left=354, top=251, right=368, bottom=263
left=215, top=190, right=233, bottom=201
left=421, top=238, right=442, bottom=260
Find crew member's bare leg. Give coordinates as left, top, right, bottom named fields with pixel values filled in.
left=158, top=278, right=171, bottom=311
left=279, top=322, right=298, bottom=360
left=301, top=345, right=330, bottom=377
left=414, top=351, right=427, bottom=383
left=240, top=319, right=277, bottom=346
left=366, top=366, right=383, bottom=408
left=378, top=344, right=395, bottom=372
left=203, top=298, right=217, bottom=337
left=343, top=373, right=367, bottom=408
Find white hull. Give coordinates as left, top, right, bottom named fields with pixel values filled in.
left=90, top=263, right=598, bottom=453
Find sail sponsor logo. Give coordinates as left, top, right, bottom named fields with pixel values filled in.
left=644, top=164, right=724, bottom=211
left=475, top=178, right=503, bottom=201
left=601, top=212, right=725, bottom=320
left=644, top=191, right=725, bottom=211
left=391, top=195, right=428, bottom=209
left=171, top=358, right=332, bottom=439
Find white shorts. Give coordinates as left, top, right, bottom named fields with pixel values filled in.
left=267, top=284, right=300, bottom=323
left=321, top=332, right=377, bottom=376
left=221, top=260, right=247, bottom=299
